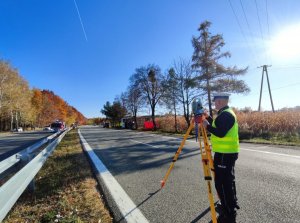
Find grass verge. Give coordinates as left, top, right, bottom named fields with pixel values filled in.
left=4, top=129, right=113, bottom=223
left=239, top=138, right=300, bottom=146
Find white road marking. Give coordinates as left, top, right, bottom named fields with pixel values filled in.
left=241, top=148, right=300, bottom=159
left=78, top=130, right=149, bottom=223
left=130, top=139, right=160, bottom=148
left=135, top=131, right=300, bottom=159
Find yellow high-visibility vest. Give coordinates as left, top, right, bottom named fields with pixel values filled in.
left=211, top=108, right=239, bottom=153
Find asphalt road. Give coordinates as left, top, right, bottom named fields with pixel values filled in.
left=0, top=131, right=54, bottom=161
left=80, top=126, right=300, bottom=223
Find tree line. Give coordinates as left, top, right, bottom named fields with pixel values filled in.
left=0, top=60, right=86, bottom=131
left=101, top=21, right=249, bottom=131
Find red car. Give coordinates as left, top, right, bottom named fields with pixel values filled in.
left=50, top=122, right=65, bottom=132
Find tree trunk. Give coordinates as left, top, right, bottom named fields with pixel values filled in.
left=16, top=111, right=19, bottom=129
left=173, top=100, right=178, bottom=133
left=186, top=92, right=191, bottom=127
left=206, top=75, right=213, bottom=117
left=151, top=106, right=156, bottom=131
left=174, top=110, right=177, bottom=133
left=10, top=110, right=13, bottom=131
left=134, top=108, right=138, bottom=129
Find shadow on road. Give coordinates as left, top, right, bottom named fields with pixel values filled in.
left=81, top=129, right=203, bottom=176
left=116, top=189, right=161, bottom=222
left=190, top=201, right=219, bottom=223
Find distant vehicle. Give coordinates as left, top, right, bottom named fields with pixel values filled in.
left=43, top=126, right=55, bottom=132
left=50, top=121, right=65, bottom=132
left=103, top=122, right=109, bottom=128
left=13, top=127, right=23, bottom=132
left=120, top=117, right=135, bottom=129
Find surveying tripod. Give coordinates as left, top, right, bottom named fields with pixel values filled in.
left=160, top=100, right=217, bottom=223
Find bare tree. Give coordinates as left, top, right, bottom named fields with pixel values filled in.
left=174, top=58, right=200, bottom=127
left=162, top=68, right=179, bottom=132
left=124, top=82, right=143, bottom=129
left=192, top=21, right=249, bottom=116
left=131, top=64, right=164, bottom=130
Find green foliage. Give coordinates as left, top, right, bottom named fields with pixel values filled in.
left=101, top=100, right=127, bottom=127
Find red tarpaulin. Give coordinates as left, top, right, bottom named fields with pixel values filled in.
left=143, top=121, right=159, bottom=130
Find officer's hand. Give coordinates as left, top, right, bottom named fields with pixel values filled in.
left=202, top=119, right=210, bottom=128
left=203, top=110, right=209, bottom=119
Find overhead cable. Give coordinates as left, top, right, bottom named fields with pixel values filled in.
left=228, top=0, right=259, bottom=67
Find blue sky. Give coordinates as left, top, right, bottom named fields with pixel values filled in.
left=1, top=0, right=300, bottom=118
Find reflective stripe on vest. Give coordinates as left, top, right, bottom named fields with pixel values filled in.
left=210, top=108, right=240, bottom=153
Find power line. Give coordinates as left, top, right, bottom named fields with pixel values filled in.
left=272, top=82, right=300, bottom=91
left=265, top=0, right=272, bottom=64
left=245, top=82, right=300, bottom=97
left=254, top=0, right=269, bottom=63
left=228, top=0, right=259, bottom=67
left=269, top=66, right=300, bottom=69
left=239, top=0, right=254, bottom=38
left=254, top=0, right=265, bottom=43
left=238, top=0, right=259, bottom=67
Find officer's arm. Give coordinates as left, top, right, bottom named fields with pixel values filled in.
left=206, top=112, right=235, bottom=137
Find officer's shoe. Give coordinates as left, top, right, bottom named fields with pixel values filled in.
left=217, top=214, right=236, bottom=223
left=217, top=214, right=230, bottom=223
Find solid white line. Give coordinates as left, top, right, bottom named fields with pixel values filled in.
left=135, top=131, right=300, bottom=159
left=241, top=148, right=300, bottom=159
left=78, top=130, right=149, bottom=223
left=130, top=139, right=160, bottom=148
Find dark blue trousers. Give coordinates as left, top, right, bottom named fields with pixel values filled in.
left=214, top=152, right=239, bottom=221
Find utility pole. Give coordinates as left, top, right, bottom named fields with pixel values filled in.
left=258, top=65, right=275, bottom=112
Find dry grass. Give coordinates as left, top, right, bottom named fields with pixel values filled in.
left=154, top=111, right=300, bottom=145
left=236, top=111, right=300, bottom=144
left=4, top=130, right=113, bottom=223
left=156, top=115, right=187, bottom=133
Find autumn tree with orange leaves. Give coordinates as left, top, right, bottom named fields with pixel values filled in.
left=31, top=89, right=86, bottom=127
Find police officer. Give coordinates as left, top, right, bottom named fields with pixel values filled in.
left=202, top=93, right=239, bottom=223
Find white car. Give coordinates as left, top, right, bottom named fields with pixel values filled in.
left=13, top=127, right=23, bottom=132
left=43, top=126, right=55, bottom=132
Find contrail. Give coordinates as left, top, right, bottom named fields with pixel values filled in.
left=73, top=0, right=88, bottom=42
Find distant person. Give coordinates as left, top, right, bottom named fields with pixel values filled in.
left=202, top=93, right=240, bottom=223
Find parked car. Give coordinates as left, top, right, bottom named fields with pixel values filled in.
left=13, top=127, right=23, bottom=132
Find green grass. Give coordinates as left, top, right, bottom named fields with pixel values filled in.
left=4, top=130, right=113, bottom=223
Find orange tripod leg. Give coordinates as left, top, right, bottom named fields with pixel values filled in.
left=198, top=124, right=217, bottom=223
left=160, top=121, right=194, bottom=188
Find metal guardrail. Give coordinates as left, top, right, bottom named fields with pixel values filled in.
left=0, top=129, right=69, bottom=222
left=0, top=132, right=59, bottom=175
